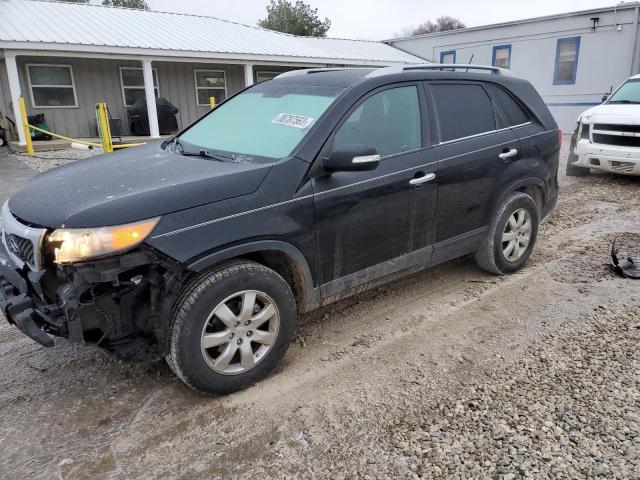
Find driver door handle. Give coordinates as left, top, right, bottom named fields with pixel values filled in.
left=499, top=148, right=518, bottom=160
left=409, top=172, right=436, bottom=185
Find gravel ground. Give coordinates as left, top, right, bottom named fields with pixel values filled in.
left=388, top=305, right=640, bottom=480
left=8, top=147, right=98, bottom=172
left=0, top=140, right=639, bottom=479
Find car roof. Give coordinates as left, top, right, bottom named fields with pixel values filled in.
left=270, top=64, right=517, bottom=89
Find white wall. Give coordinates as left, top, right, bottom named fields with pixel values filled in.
left=389, top=6, right=640, bottom=130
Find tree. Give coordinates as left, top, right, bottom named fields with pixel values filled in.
left=101, top=0, right=149, bottom=10
left=258, top=0, right=331, bottom=37
left=401, top=15, right=465, bottom=37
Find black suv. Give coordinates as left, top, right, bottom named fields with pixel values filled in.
left=0, top=65, right=559, bottom=394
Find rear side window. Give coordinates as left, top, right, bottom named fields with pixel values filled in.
left=334, top=85, right=422, bottom=157
left=431, top=84, right=496, bottom=142
left=486, top=84, right=531, bottom=127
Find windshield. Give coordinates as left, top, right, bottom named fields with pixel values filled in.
left=178, top=82, right=343, bottom=160
left=608, top=79, right=640, bottom=104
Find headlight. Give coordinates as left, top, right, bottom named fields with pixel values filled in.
left=579, top=121, right=590, bottom=140
left=48, top=217, right=160, bottom=264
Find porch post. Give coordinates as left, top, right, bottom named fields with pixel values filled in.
left=5, top=53, right=27, bottom=145
left=142, top=59, right=160, bottom=138
left=244, top=63, right=254, bottom=87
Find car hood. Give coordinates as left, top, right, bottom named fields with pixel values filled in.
left=8, top=142, right=271, bottom=228
left=580, top=103, right=640, bottom=124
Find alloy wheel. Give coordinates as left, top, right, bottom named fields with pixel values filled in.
left=502, top=208, right=532, bottom=262
left=200, top=290, right=280, bottom=375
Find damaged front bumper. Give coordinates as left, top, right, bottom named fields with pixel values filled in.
left=0, top=239, right=181, bottom=359
left=0, top=246, right=54, bottom=347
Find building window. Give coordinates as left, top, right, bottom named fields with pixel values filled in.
left=27, top=64, right=77, bottom=108
left=492, top=45, right=511, bottom=69
left=256, top=71, right=280, bottom=82
left=440, top=50, right=456, bottom=64
left=120, top=67, right=159, bottom=107
left=194, top=70, right=227, bottom=106
left=554, top=37, right=580, bottom=85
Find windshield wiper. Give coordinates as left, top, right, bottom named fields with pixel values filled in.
left=180, top=149, right=235, bottom=162
left=167, top=137, right=235, bottom=162
left=609, top=99, right=640, bottom=104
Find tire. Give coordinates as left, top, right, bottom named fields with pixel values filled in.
left=475, top=192, right=539, bottom=275
left=167, top=260, right=297, bottom=395
left=565, top=162, right=590, bottom=177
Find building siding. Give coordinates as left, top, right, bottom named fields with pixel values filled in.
left=389, top=7, right=640, bottom=130
left=8, top=57, right=273, bottom=139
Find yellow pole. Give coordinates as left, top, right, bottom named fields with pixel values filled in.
left=18, top=96, right=34, bottom=156
left=209, top=96, right=216, bottom=110
left=96, top=102, right=113, bottom=153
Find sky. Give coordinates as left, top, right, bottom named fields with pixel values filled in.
left=144, top=0, right=621, bottom=40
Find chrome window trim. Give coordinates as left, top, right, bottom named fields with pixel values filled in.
left=437, top=122, right=533, bottom=146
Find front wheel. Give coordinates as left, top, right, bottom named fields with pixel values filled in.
left=167, top=261, right=297, bottom=395
left=475, top=192, right=539, bottom=275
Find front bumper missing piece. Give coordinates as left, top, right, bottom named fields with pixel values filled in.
left=0, top=248, right=55, bottom=346
left=611, top=239, right=640, bottom=279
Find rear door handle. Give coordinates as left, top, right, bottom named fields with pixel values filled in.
left=499, top=148, right=518, bottom=160
left=409, top=173, right=436, bottom=185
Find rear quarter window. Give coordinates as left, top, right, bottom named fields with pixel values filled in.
left=431, top=83, right=496, bottom=142
left=486, top=84, right=532, bottom=127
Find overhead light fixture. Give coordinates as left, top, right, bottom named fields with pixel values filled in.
left=590, top=17, right=600, bottom=31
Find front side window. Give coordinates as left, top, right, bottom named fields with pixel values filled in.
left=554, top=37, right=580, bottom=85
left=27, top=64, right=77, bottom=108
left=120, top=67, right=159, bottom=107
left=440, top=50, right=456, bottom=64
left=178, top=82, right=342, bottom=160
left=333, top=86, right=422, bottom=158
left=492, top=45, right=511, bottom=69
left=431, top=83, right=496, bottom=142
left=607, top=79, right=640, bottom=104
left=195, top=70, right=227, bottom=106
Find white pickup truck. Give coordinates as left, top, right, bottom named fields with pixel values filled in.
left=567, top=74, right=640, bottom=176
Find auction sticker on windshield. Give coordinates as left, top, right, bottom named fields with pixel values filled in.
left=272, top=113, right=314, bottom=129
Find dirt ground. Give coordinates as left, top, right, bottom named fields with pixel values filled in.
left=0, top=140, right=639, bottom=479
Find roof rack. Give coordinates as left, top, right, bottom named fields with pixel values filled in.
left=367, top=63, right=514, bottom=78
left=274, top=68, right=356, bottom=79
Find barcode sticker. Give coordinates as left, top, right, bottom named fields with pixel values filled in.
left=272, top=113, right=314, bottom=129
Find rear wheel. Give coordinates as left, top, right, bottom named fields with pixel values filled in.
left=475, top=192, right=539, bottom=275
left=167, top=261, right=297, bottom=395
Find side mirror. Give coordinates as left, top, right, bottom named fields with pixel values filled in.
left=323, top=144, right=380, bottom=172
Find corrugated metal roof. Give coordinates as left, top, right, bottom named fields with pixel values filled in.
left=0, top=0, right=423, bottom=65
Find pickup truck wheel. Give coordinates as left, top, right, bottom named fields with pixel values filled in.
left=167, top=261, right=296, bottom=395
left=475, top=192, right=539, bottom=275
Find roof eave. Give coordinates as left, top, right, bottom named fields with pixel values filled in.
left=383, top=2, right=640, bottom=43
left=0, top=42, right=417, bottom=66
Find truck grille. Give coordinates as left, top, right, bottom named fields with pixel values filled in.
left=592, top=133, right=640, bottom=148
left=593, top=123, right=640, bottom=133
left=6, top=233, right=35, bottom=266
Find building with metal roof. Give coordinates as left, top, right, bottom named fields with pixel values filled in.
left=0, top=0, right=423, bottom=143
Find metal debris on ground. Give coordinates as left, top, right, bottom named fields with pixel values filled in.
left=611, top=238, right=640, bottom=279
